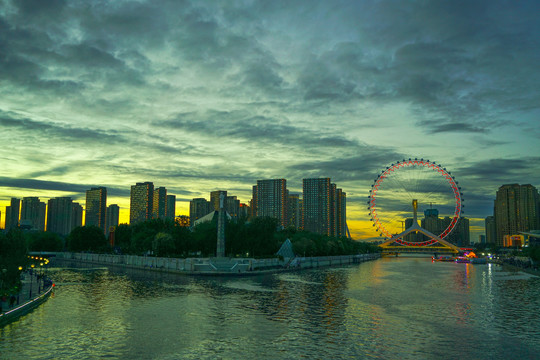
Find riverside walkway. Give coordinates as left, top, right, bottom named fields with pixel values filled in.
left=0, top=272, right=54, bottom=326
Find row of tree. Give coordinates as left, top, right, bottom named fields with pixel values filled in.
left=78, top=216, right=379, bottom=258
left=22, top=216, right=377, bottom=258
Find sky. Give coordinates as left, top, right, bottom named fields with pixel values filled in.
left=1, top=0, right=540, bottom=241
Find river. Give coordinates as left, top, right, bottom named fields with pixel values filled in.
left=1, top=256, right=539, bottom=359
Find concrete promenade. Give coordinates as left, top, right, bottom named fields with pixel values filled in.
left=0, top=272, right=54, bottom=326
left=54, top=252, right=381, bottom=275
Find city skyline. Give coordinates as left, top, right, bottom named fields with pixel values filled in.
left=1, top=1, right=540, bottom=241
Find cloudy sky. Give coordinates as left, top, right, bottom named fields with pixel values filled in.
left=1, top=0, right=539, bottom=241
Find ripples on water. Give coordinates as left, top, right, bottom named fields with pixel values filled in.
left=1, top=258, right=539, bottom=359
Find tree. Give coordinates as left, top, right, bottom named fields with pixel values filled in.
left=0, top=229, right=28, bottom=291
left=153, top=232, right=175, bottom=257
left=114, top=224, right=132, bottom=253
left=27, top=231, right=63, bottom=252
left=66, top=226, right=108, bottom=252
left=191, top=220, right=218, bottom=256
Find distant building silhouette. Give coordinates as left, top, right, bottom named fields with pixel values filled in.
left=210, top=190, right=227, bottom=211
left=225, top=195, right=240, bottom=222
left=130, top=182, right=154, bottom=224
left=303, top=178, right=346, bottom=237
left=5, top=197, right=20, bottom=230
left=47, top=197, right=74, bottom=235
left=166, top=195, right=176, bottom=220
left=485, top=215, right=496, bottom=244
left=287, top=193, right=301, bottom=229
left=253, top=179, right=287, bottom=227
left=190, top=198, right=212, bottom=226
left=333, top=186, right=347, bottom=237
left=494, top=184, right=540, bottom=247
left=303, top=178, right=331, bottom=235
left=152, top=187, right=167, bottom=219
left=106, top=204, right=120, bottom=235
left=239, top=203, right=250, bottom=219
left=72, top=202, right=83, bottom=229
left=20, top=197, right=46, bottom=231
left=85, top=187, right=107, bottom=232
left=446, top=217, right=470, bottom=246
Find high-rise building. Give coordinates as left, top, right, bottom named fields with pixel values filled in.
left=153, top=187, right=167, bottom=219
left=225, top=195, right=240, bottom=222
left=254, top=179, right=287, bottom=227
left=287, top=193, right=301, bottom=229
left=5, top=198, right=20, bottom=230
left=72, top=202, right=83, bottom=229
left=20, top=197, right=46, bottom=231
left=421, top=208, right=443, bottom=241
left=106, top=204, right=120, bottom=235
left=190, top=198, right=212, bottom=226
left=250, top=185, right=257, bottom=219
left=210, top=190, right=228, bottom=211
left=239, top=203, right=250, bottom=219
left=485, top=215, right=496, bottom=244
left=418, top=208, right=470, bottom=246
left=130, top=182, right=154, bottom=224
left=333, top=187, right=347, bottom=237
left=47, top=197, right=74, bottom=235
left=447, top=217, right=470, bottom=246
left=303, top=178, right=331, bottom=235
left=494, top=184, right=540, bottom=247
left=85, top=187, right=107, bottom=231
left=302, top=178, right=347, bottom=237
left=166, top=195, right=176, bottom=220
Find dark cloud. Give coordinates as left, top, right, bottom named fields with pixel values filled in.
left=0, top=177, right=129, bottom=198
left=0, top=111, right=125, bottom=143
left=458, top=157, right=540, bottom=181
left=421, top=122, right=489, bottom=134
left=284, top=151, right=404, bottom=184
left=156, top=110, right=360, bottom=150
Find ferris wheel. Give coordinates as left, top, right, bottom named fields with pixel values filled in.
left=368, top=158, right=463, bottom=246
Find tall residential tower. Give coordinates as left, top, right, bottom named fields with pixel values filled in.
left=494, top=184, right=540, bottom=246
left=130, top=182, right=154, bottom=224
left=85, top=187, right=107, bottom=232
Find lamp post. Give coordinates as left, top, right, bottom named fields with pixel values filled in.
left=38, top=263, right=43, bottom=294
left=30, top=264, right=35, bottom=298
left=17, top=266, right=23, bottom=305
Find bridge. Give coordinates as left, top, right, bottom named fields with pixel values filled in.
left=378, top=199, right=462, bottom=256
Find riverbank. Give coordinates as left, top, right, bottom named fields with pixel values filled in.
left=52, top=252, right=381, bottom=276
left=489, top=258, right=540, bottom=277
left=0, top=272, right=54, bottom=327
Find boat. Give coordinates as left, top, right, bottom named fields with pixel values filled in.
left=454, top=257, right=470, bottom=263
left=432, top=255, right=455, bottom=262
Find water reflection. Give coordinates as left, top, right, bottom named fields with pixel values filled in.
left=0, top=258, right=539, bottom=359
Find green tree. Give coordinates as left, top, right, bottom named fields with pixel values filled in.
left=27, top=231, right=63, bottom=252
left=0, top=229, right=28, bottom=291
left=66, top=226, right=108, bottom=252
left=114, top=224, right=132, bottom=253
left=192, top=220, right=218, bottom=256
left=153, top=232, right=175, bottom=257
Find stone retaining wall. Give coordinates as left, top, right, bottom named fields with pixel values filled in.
left=54, top=252, right=380, bottom=274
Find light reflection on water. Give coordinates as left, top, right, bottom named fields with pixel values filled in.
left=1, top=257, right=539, bottom=359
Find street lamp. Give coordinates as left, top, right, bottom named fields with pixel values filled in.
left=38, top=263, right=44, bottom=293
left=17, top=266, right=23, bottom=304
left=30, top=264, right=35, bottom=298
